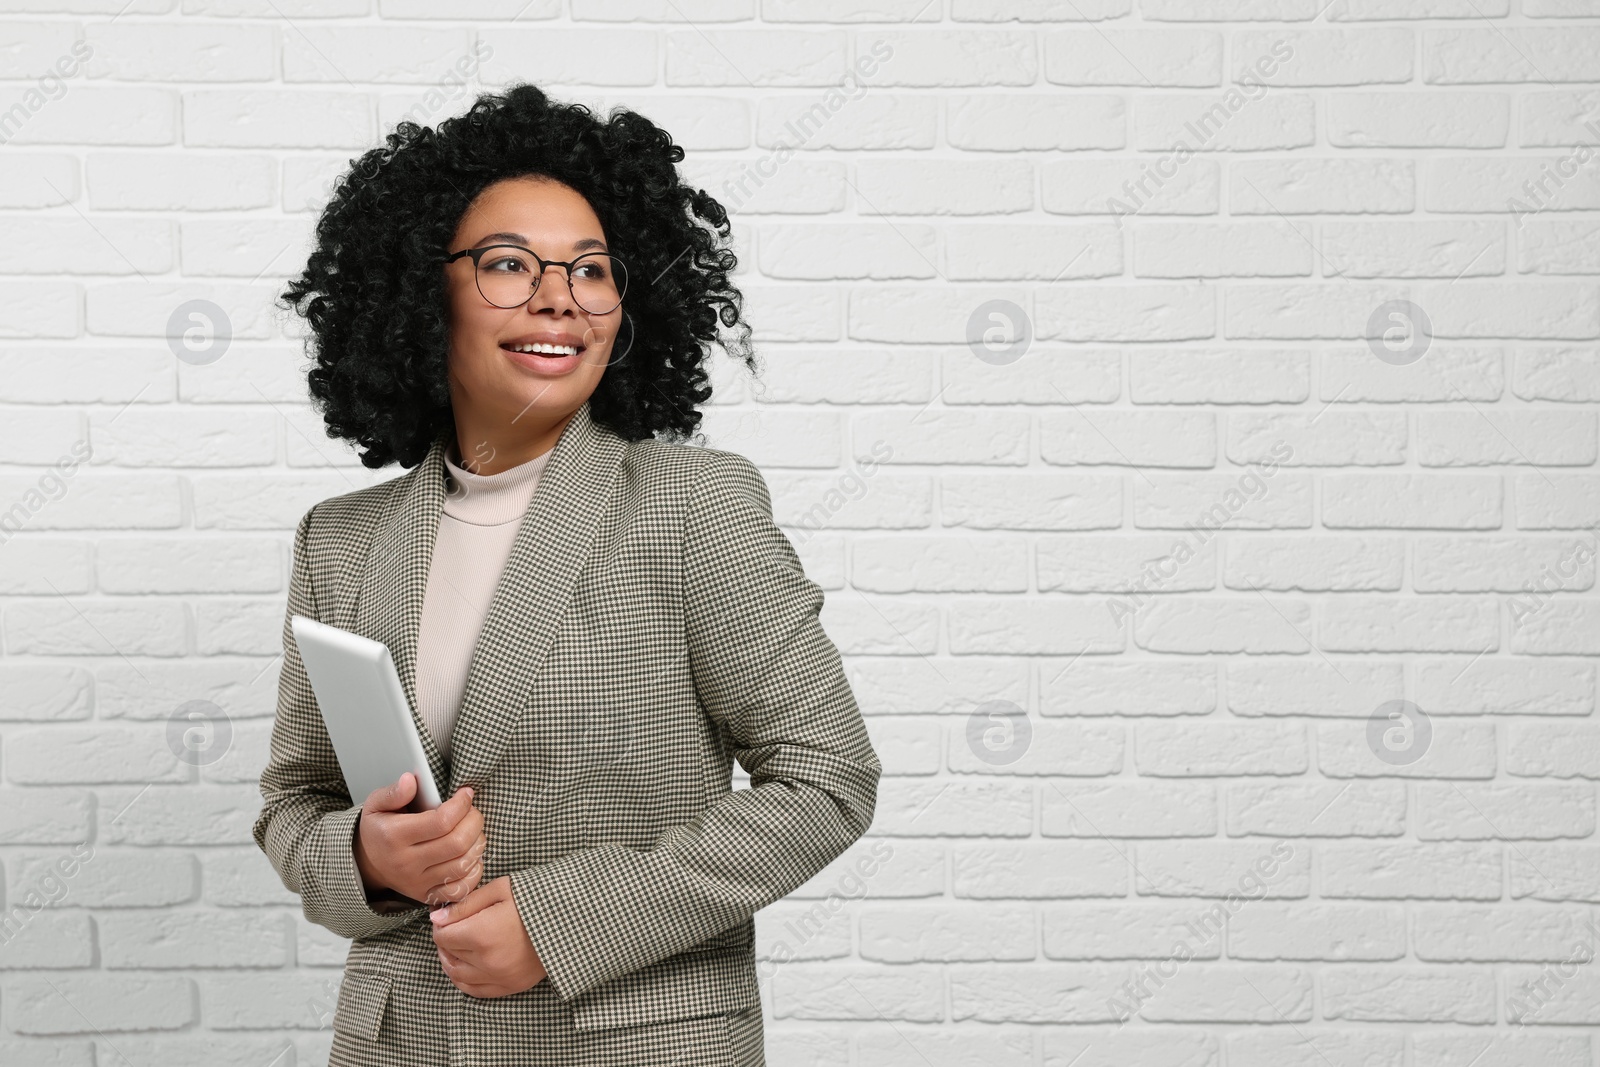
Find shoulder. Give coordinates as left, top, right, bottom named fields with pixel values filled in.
left=617, top=437, right=772, bottom=517
left=292, top=466, right=410, bottom=555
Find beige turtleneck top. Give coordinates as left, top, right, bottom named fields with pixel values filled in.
left=415, top=437, right=554, bottom=767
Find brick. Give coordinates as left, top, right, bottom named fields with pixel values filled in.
left=1321, top=220, right=1505, bottom=278
left=1226, top=660, right=1403, bottom=718
left=1320, top=596, right=1499, bottom=652
left=182, top=90, right=369, bottom=148
left=1035, top=284, right=1216, bottom=341
left=1426, top=28, right=1600, bottom=83
left=944, top=223, right=1123, bottom=281
left=1320, top=843, right=1502, bottom=899
left=1226, top=780, right=1407, bottom=836
left=83, top=23, right=273, bottom=81
left=1043, top=158, right=1220, bottom=216
left=1516, top=351, right=1600, bottom=403
left=86, top=152, right=274, bottom=211
left=953, top=843, right=1128, bottom=899
left=1134, top=598, right=1312, bottom=653
left=1133, top=93, right=1315, bottom=151
left=1044, top=29, right=1222, bottom=87
left=863, top=31, right=1038, bottom=88
left=1428, top=157, right=1600, bottom=212
left=1322, top=967, right=1495, bottom=1022
left=1226, top=410, right=1407, bottom=466
left=1329, top=92, right=1509, bottom=147
left=858, top=158, right=1035, bottom=215
left=1134, top=221, right=1312, bottom=277
left=1323, top=474, right=1503, bottom=529
left=1135, top=721, right=1308, bottom=776
left=1416, top=782, right=1595, bottom=839
left=1130, top=349, right=1309, bottom=403
left=1520, top=220, right=1600, bottom=275
left=948, top=95, right=1124, bottom=151
left=1231, top=158, right=1414, bottom=214
left=1234, top=29, right=1413, bottom=86
left=1228, top=902, right=1406, bottom=959
left=1225, top=536, right=1404, bottom=591
left=1415, top=410, right=1596, bottom=466
left=1413, top=535, right=1596, bottom=592
left=1040, top=410, right=1216, bottom=468
left=1133, top=471, right=1314, bottom=529
left=1318, top=719, right=1497, bottom=778
left=1321, top=347, right=1504, bottom=402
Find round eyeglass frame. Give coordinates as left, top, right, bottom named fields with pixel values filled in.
left=445, top=243, right=628, bottom=315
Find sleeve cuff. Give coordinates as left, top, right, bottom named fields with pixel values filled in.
left=316, top=805, right=428, bottom=937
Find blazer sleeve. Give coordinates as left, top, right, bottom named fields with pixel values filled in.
left=507, top=451, right=883, bottom=1003
left=252, top=505, right=429, bottom=941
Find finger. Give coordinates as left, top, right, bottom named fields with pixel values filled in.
left=362, top=771, right=417, bottom=814
left=440, top=959, right=496, bottom=999
left=386, top=785, right=476, bottom=850
left=421, top=855, right=484, bottom=909
left=408, top=811, right=484, bottom=871
left=436, top=940, right=493, bottom=985
left=429, top=881, right=496, bottom=928
left=419, top=831, right=486, bottom=889
left=411, top=785, right=477, bottom=843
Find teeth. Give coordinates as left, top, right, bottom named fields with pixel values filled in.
left=508, top=342, right=579, bottom=356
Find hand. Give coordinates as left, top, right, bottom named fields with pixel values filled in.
left=430, top=875, right=547, bottom=998
left=353, top=772, right=485, bottom=909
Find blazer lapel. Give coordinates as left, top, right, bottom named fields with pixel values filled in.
left=350, top=398, right=627, bottom=803
left=447, top=399, right=627, bottom=791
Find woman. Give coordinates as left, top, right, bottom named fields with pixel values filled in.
left=252, top=84, right=882, bottom=1066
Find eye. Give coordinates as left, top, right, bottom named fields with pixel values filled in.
left=482, top=254, right=530, bottom=274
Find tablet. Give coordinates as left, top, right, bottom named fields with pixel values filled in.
left=290, top=614, right=443, bottom=812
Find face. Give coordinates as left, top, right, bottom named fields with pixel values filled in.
left=443, top=176, right=622, bottom=471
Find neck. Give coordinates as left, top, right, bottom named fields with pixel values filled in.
left=450, top=408, right=575, bottom=475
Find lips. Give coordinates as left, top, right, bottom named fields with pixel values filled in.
left=501, top=341, right=584, bottom=377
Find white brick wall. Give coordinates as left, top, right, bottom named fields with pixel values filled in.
left=1, top=2, right=1598, bottom=1065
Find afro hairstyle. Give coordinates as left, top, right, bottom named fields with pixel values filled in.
left=279, top=82, right=758, bottom=469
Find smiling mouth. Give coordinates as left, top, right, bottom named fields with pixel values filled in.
left=501, top=341, right=584, bottom=357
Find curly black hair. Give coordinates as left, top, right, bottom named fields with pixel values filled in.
left=279, top=83, right=758, bottom=469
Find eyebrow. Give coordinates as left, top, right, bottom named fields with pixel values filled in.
left=474, top=232, right=608, bottom=253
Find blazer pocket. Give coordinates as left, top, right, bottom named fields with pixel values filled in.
left=332, top=969, right=393, bottom=1043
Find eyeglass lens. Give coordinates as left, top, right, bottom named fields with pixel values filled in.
left=473, top=246, right=627, bottom=315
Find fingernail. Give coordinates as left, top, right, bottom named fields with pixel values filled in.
left=430, top=907, right=448, bottom=922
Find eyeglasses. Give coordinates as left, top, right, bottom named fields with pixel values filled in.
left=445, top=244, right=628, bottom=316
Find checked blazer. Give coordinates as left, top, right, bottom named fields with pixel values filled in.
left=252, top=398, right=882, bottom=1066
